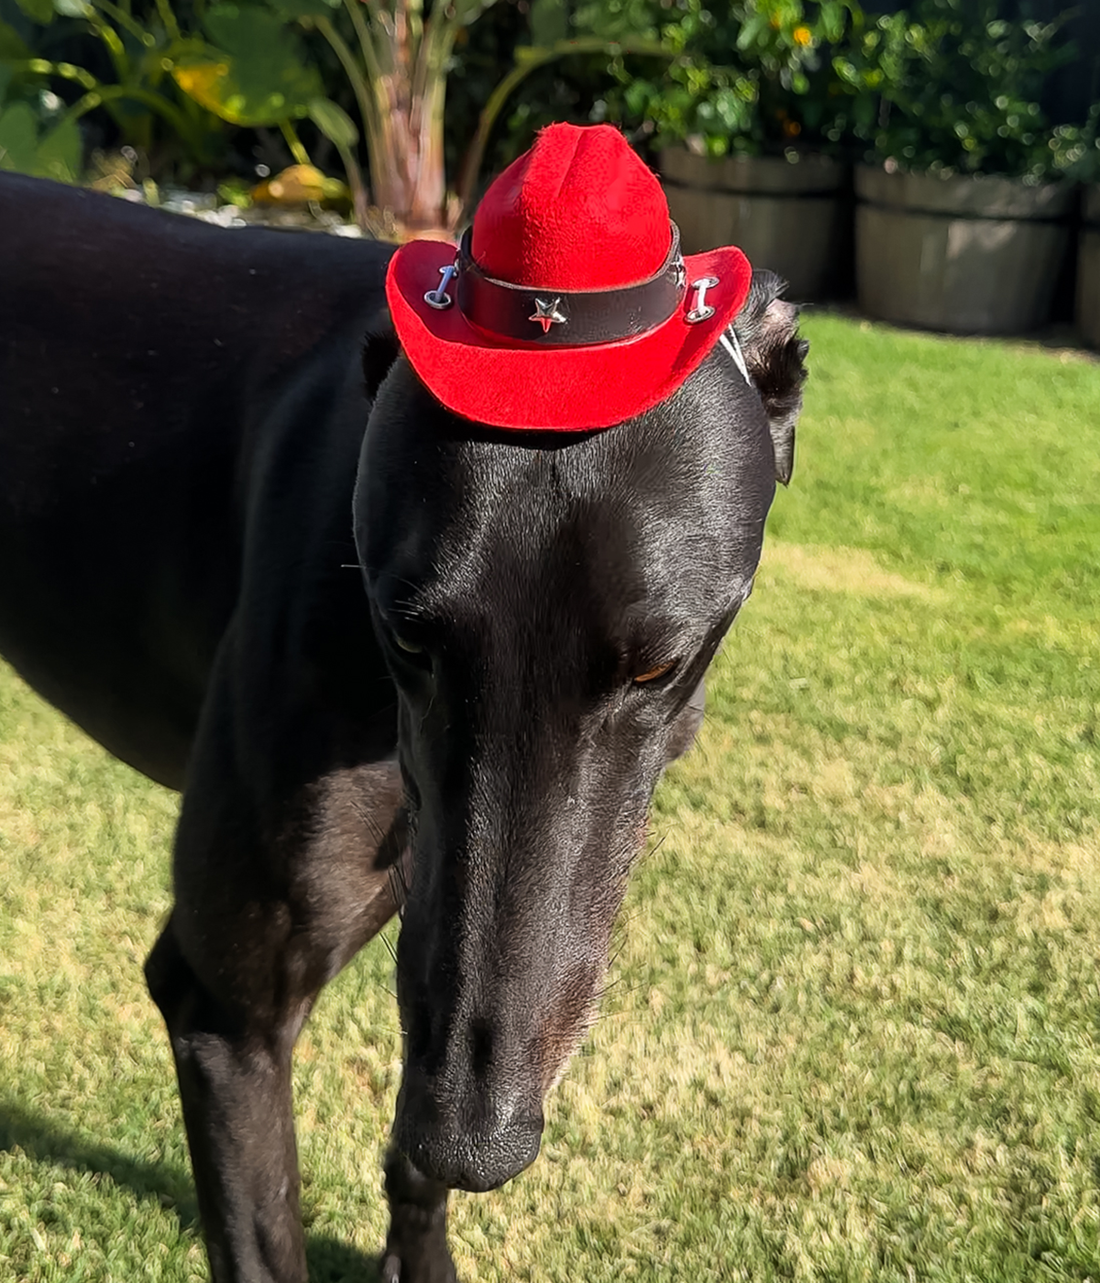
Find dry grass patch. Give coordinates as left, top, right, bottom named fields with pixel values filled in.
left=762, top=542, right=947, bottom=603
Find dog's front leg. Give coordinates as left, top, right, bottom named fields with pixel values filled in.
left=146, top=916, right=311, bottom=1283
left=381, top=1147, right=456, bottom=1283
left=146, top=716, right=406, bottom=1281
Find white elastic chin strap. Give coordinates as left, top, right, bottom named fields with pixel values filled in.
left=720, top=327, right=752, bottom=386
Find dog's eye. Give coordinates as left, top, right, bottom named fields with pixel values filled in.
left=633, top=660, right=677, bottom=685
left=386, top=629, right=432, bottom=671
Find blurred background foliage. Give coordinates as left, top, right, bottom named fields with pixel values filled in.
left=0, top=0, right=1097, bottom=228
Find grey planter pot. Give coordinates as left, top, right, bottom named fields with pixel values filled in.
left=659, top=150, right=846, bottom=300
left=855, top=166, right=1074, bottom=335
left=1077, top=185, right=1100, bottom=350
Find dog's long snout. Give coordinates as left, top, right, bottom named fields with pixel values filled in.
left=395, top=1062, right=544, bottom=1192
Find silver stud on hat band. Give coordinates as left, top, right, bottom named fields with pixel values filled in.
left=424, top=263, right=458, bottom=310
left=686, top=276, right=719, bottom=324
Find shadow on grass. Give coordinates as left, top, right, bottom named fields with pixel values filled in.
left=0, top=1099, right=383, bottom=1281
left=0, top=1098, right=200, bottom=1230
left=305, top=1237, right=383, bottom=1283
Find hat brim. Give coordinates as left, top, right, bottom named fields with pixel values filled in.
left=386, top=240, right=752, bottom=431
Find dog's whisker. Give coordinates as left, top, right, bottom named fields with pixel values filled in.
left=387, top=864, right=408, bottom=921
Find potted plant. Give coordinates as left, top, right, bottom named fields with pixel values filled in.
left=1068, top=106, right=1100, bottom=350
left=843, top=0, right=1080, bottom=335
left=603, top=0, right=865, bottom=300
left=1079, top=178, right=1100, bottom=351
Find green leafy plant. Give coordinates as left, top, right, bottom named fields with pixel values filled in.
left=837, top=0, right=1079, bottom=180
left=0, top=0, right=232, bottom=177
left=170, top=0, right=525, bottom=232
left=599, top=0, right=866, bottom=158
left=0, top=0, right=364, bottom=191
left=452, top=0, right=670, bottom=212
left=1063, top=101, right=1100, bottom=184
left=217, top=0, right=670, bottom=233
left=0, top=19, right=82, bottom=179
left=0, top=95, right=82, bottom=179
left=1, top=0, right=681, bottom=232
left=169, top=1, right=363, bottom=213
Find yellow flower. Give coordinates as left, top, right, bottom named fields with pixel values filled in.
left=792, top=25, right=813, bottom=46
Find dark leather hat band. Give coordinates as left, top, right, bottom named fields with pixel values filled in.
left=453, top=224, right=686, bottom=346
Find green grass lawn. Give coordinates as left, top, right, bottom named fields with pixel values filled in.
left=2, top=315, right=1099, bottom=1282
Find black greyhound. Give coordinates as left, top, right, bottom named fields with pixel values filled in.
left=0, top=169, right=806, bottom=1281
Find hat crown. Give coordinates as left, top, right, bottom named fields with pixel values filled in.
left=470, top=124, right=671, bottom=291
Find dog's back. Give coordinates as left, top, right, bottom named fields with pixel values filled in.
left=0, top=174, right=393, bottom=787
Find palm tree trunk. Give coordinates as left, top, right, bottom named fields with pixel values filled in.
left=361, top=3, right=458, bottom=234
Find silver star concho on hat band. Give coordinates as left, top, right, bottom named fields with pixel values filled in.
left=529, top=298, right=567, bottom=334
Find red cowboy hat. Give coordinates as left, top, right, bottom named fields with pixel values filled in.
left=386, top=123, right=752, bottom=432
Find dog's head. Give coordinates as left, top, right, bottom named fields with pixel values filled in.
left=353, top=270, right=806, bottom=1191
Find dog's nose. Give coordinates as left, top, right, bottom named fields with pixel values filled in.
left=394, top=1076, right=544, bottom=1192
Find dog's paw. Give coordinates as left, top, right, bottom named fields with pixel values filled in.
left=380, top=1244, right=458, bottom=1283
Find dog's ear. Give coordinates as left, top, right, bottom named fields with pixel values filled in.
left=362, top=307, right=401, bottom=402
left=732, top=270, right=808, bottom=486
